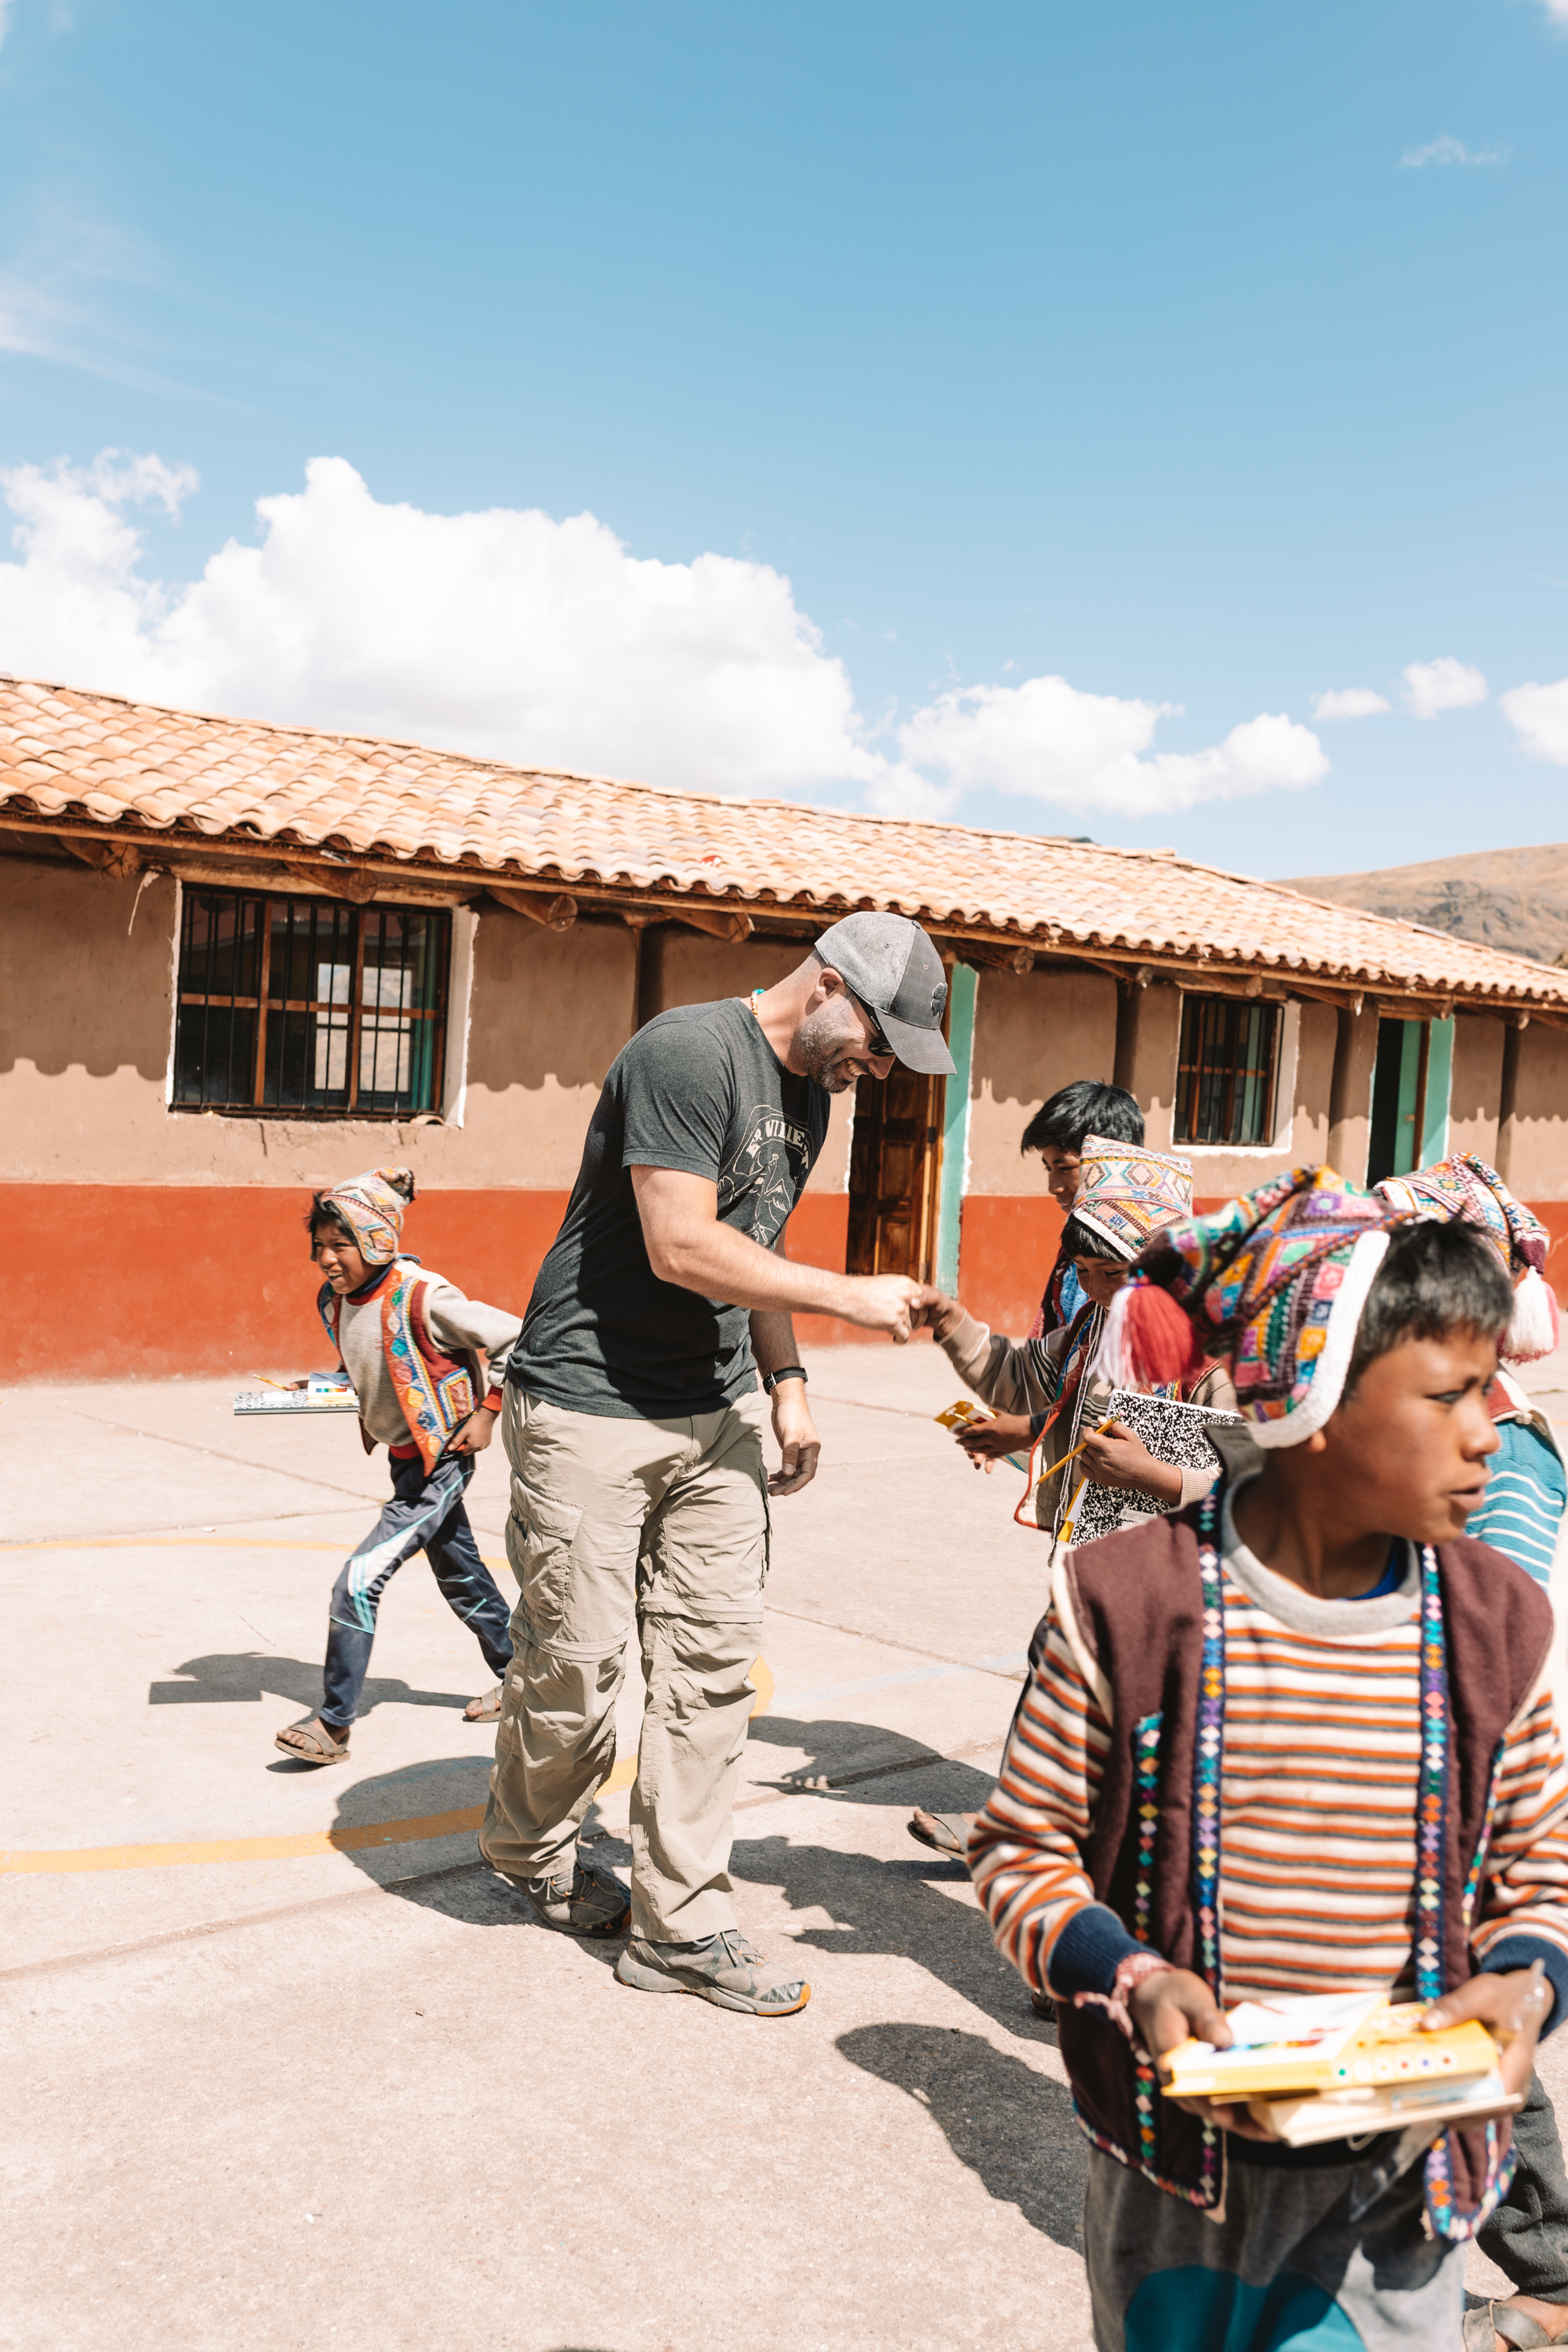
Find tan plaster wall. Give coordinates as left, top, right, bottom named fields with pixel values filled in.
left=964, top=966, right=1119, bottom=1194
left=1327, top=1007, right=1380, bottom=1184
left=1497, top=1023, right=1568, bottom=1200
left=0, top=856, right=635, bottom=1189
left=1117, top=983, right=1183, bottom=1152
left=1448, top=1014, right=1504, bottom=1162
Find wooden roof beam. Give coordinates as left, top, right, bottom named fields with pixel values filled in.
left=488, top=885, right=579, bottom=932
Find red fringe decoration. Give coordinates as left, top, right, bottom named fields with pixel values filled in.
left=1122, top=1283, right=1204, bottom=1389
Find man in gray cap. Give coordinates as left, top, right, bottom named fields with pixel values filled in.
left=482, top=913, right=953, bottom=2014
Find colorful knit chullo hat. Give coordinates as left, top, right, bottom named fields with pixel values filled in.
left=1069, top=1136, right=1194, bottom=1262
left=1375, top=1152, right=1559, bottom=1362
left=318, top=1167, right=417, bottom=1266
left=1098, top=1165, right=1397, bottom=1448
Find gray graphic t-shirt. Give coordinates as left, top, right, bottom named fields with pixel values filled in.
left=510, top=997, right=829, bottom=1418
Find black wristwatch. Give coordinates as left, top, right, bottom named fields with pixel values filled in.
left=762, top=1365, right=808, bottom=1394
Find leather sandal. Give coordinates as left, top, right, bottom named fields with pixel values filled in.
left=274, top=1716, right=351, bottom=1765
left=463, top=1685, right=503, bottom=1722
left=1464, top=2301, right=1568, bottom=2349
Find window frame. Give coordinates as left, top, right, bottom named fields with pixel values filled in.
left=1173, top=993, right=1283, bottom=1149
left=172, top=884, right=452, bottom=1120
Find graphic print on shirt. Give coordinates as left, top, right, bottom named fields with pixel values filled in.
left=718, top=1105, right=813, bottom=1247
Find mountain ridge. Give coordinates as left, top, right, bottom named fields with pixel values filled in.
left=1279, top=843, right=1567, bottom=971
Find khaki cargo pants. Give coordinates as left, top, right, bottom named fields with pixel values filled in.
left=479, top=1383, right=769, bottom=1943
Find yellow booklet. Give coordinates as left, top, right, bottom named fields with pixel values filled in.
left=934, top=1399, right=1029, bottom=1472
left=1160, top=1994, right=1499, bottom=2102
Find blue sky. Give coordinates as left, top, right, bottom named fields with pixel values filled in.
left=2, top=0, right=1566, bottom=876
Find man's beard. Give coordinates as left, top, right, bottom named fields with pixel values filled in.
left=793, top=1000, right=865, bottom=1092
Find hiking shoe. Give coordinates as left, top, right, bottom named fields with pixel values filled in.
left=515, top=1856, right=631, bottom=1938
left=615, top=1929, right=811, bottom=2015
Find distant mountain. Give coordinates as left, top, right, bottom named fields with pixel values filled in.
left=1279, top=842, right=1568, bottom=971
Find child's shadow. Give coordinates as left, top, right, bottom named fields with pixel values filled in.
left=837, top=2023, right=1086, bottom=2252
left=149, top=1651, right=477, bottom=1715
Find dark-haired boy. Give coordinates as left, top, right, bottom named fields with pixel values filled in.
left=1020, top=1080, right=1145, bottom=1338
left=274, top=1167, right=522, bottom=1769
left=971, top=1174, right=1568, bottom=2349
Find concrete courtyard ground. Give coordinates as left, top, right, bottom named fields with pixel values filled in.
left=6, top=1342, right=1568, bottom=2351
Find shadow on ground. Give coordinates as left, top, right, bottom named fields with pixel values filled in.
left=837, top=2023, right=1086, bottom=2252
left=746, top=1709, right=1005, bottom=1806
left=149, top=1651, right=476, bottom=1714
left=307, top=1712, right=1024, bottom=2020
left=321, top=1759, right=622, bottom=1966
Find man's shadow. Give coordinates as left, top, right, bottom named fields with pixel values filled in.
left=321, top=1759, right=622, bottom=1965
left=150, top=1651, right=479, bottom=1715
left=837, top=2023, right=1086, bottom=2252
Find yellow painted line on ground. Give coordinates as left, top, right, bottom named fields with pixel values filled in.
left=2, top=1537, right=514, bottom=1563
left=2, top=1657, right=775, bottom=1878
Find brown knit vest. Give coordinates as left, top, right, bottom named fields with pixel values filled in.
left=1051, top=1500, right=1552, bottom=2230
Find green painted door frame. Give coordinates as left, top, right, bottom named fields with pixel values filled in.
left=1421, top=1016, right=1454, bottom=1166
left=935, top=962, right=977, bottom=1294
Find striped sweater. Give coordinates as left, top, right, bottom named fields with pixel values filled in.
left=971, top=1489, right=1568, bottom=2011
left=1468, top=1415, right=1567, bottom=1591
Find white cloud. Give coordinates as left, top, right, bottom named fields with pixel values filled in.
left=0, top=451, right=1330, bottom=820
left=1401, top=655, right=1488, bottom=718
left=0, top=452, right=886, bottom=798
left=893, top=676, right=1326, bottom=818
left=1400, top=136, right=1508, bottom=169
left=1312, top=686, right=1392, bottom=720
left=1541, top=1, right=1568, bottom=27
left=1501, top=677, right=1568, bottom=764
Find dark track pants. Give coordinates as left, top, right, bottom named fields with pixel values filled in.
left=321, top=1450, right=514, bottom=1728
left=1477, top=2068, right=1568, bottom=2300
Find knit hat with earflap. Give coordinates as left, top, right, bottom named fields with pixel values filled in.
left=1375, top=1152, right=1559, bottom=1363
left=1096, top=1165, right=1399, bottom=1448
left=318, top=1167, right=416, bottom=1266
left=1069, top=1135, right=1193, bottom=1262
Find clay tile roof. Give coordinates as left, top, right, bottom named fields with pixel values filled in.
left=2, top=673, right=1563, bottom=1011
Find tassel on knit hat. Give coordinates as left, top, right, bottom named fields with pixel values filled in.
left=318, top=1167, right=416, bottom=1266
left=1096, top=1166, right=1399, bottom=1448
left=1375, top=1152, right=1559, bottom=1363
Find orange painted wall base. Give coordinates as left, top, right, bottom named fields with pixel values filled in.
left=13, top=1184, right=1568, bottom=1381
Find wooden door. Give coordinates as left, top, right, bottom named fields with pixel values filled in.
left=845, top=1069, right=944, bottom=1281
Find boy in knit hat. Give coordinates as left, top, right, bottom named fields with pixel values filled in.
left=909, top=1138, right=1233, bottom=1864
left=274, top=1168, right=522, bottom=1767
left=971, top=1167, right=1568, bottom=2350
left=930, top=1136, right=1236, bottom=1537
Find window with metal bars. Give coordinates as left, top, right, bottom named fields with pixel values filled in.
left=1174, top=995, right=1281, bottom=1147
left=173, top=887, right=450, bottom=1116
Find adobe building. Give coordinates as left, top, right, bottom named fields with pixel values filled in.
left=4, top=675, right=1567, bottom=1382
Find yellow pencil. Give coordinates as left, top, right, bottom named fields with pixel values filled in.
left=1050, top=1415, right=1120, bottom=1478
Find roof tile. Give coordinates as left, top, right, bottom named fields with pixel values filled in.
left=1, top=674, right=1562, bottom=1007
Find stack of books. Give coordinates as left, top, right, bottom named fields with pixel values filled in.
left=233, top=1373, right=359, bottom=1417
left=1160, top=1992, right=1519, bottom=2146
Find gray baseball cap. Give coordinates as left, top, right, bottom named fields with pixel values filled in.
left=813, top=913, right=956, bottom=1076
